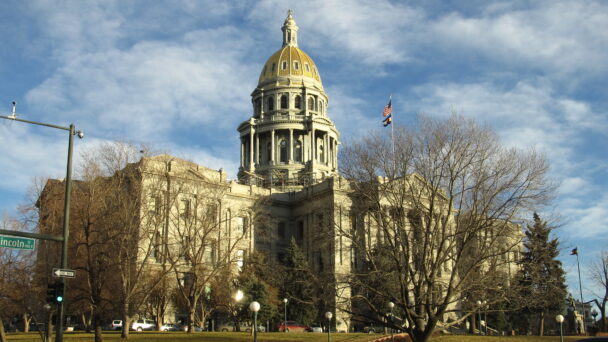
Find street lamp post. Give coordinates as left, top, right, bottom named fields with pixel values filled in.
left=1, top=102, right=83, bottom=342
left=476, top=300, right=482, bottom=335
left=249, top=301, right=260, bottom=342
left=325, top=312, right=333, bottom=342
left=556, top=315, right=564, bottom=342
left=388, top=302, right=395, bottom=341
left=283, top=298, right=288, bottom=333
left=482, top=300, right=488, bottom=335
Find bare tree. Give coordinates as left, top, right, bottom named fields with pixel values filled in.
left=154, top=158, right=268, bottom=333
left=339, top=114, right=555, bottom=342
left=76, top=142, right=175, bottom=339
left=590, top=251, right=608, bottom=332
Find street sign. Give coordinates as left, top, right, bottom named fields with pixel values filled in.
left=52, top=268, right=76, bottom=278
left=0, top=235, right=35, bottom=250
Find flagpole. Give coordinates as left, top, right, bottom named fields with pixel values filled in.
left=576, top=250, right=585, bottom=331
left=390, top=95, right=395, bottom=177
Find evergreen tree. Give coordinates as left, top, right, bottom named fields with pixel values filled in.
left=280, top=239, right=318, bottom=325
left=514, top=213, right=567, bottom=335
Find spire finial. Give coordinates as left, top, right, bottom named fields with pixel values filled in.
left=281, top=10, right=299, bottom=47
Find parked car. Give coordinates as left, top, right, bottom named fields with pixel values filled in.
left=217, top=321, right=265, bottom=332
left=109, top=320, right=122, bottom=331
left=276, top=320, right=310, bottom=332
left=309, top=323, right=323, bottom=333
left=363, top=324, right=386, bottom=334
left=181, top=325, right=204, bottom=332
left=131, top=319, right=156, bottom=331
left=160, top=323, right=181, bottom=331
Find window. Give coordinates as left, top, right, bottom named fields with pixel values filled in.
left=204, top=243, right=215, bottom=264
left=153, top=231, right=162, bottom=262
left=308, top=97, right=314, bottom=111
left=267, top=96, right=274, bottom=111
left=280, top=94, right=288, bottom=109
left=180, top=199, right=191, bottom=222
left=278, top=221, right=286, bottom=239
left=271, top=63, right=276, bottom=72
left=319, top=101, right=323, bottom=113
left=282, top=61, right=287, bottom=70
left=236, top=249, right=245, bottom=271
left=297, top=221, right=304, bottom=241
left=279, top=139, right=287, bottom=163
left=235, top=217, right=245, bottom=233
left=254, top=98, right=261, bottom=115
left=305, top=63, right=310, bottom=72
left=294, top=61, right=299, bottom=70
left=294, top=95, right=301, bottom=109
left=294, top=140, right=302, bottom=162
left=318, top=140, right=325, bottom=162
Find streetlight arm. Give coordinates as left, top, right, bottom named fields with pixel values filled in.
left=0, top=115, right=71, bottom=131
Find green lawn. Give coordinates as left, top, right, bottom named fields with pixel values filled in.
left=6, top=331, right=374, bottom=342
left=4, top=332, right=594, bottom=342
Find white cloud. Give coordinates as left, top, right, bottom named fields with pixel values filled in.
left=26, top=27, right=258, bottom=142
left=430, top=1, right=608, bottom=77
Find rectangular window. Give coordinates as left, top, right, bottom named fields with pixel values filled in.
left=180, top=199, right=191, bottom=222
left=297, top=221, right=304, bottom=241
left=204, top=243, right=215, bottom=264
left=236, top=249, right=245, bottom=271
left=278, top=221, right=286, bottom=240
left=235, top=217, right=245, bottom=233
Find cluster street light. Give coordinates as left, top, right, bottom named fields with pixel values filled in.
left=476, top=301, right=483, bottom=335
left=283, top=298, right=288, bottom=333
left=249, top=301, right=260, bottom=342
left=388, top=302, right=395, bottom=341
left=556, top=314, right=564, bottom=342
left=325, top=311, right=333, bottom=342
left=0, top=101, right=83, bottom=342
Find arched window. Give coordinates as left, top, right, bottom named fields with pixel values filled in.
left=295, top=95, right=301, bottom=109
left=267, top=96, right=274, bottom=111
left=279, top=139, right=288, bottom=163
left=318, top=138, right=325, bottom=162
left=308, top=97, right=315, bottom=111
left=254, top=98, right=261, bottom=115
left=294, top=140, right=302, bottom=162
left=280, top=94, right=288, bottom=109
left=319, top=101, right=323, bottom=113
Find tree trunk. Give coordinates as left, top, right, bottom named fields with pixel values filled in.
left=46, top=309, right=54, bottom=342
left=187, top=308, right=195, bottom=333
left=469, top=314, right=476, bottom=334
left=538, top=311, right=544, bottom=336
left=121, top=304, right=130, bottom=339
left=94, top=323, right=103, bottom=342
left=0, top=316, right=7, bottom=342
left=22, top=313, right=30, bottom=333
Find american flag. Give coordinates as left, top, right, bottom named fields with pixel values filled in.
left=383, top=99, right=392, bottom=117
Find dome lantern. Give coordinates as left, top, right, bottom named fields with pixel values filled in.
left=282, top=9, right=298, bottom=47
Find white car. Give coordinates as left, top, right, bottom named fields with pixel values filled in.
left=131, top=319, right=156, bottom=331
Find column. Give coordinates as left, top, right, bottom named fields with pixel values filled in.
left=249, top=128, right=255, bottom=171
left=255, top=133, right=260, bottom=164
left=324, top=133, right=329, bottom=165
left=270, top=130, right=275, bottom=165
left=289, top=129, right=294, bottom=163
left=240, top=138, right=244, bottom=167
left=310, top=126, right=315, bottom=166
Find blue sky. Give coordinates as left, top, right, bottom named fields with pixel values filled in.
left=0, top=1, right=606, bottom=306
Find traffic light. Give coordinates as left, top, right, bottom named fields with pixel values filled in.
left=55, top=282, right=64, bottom=303
left=46, top=283, right=56, bottom=303
left=46, top=282, right=65, bottom=303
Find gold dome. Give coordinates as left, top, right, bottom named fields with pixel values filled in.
left=258, top=46, right=322, bottom=85
left=257, top=10, right=322, bottom=87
